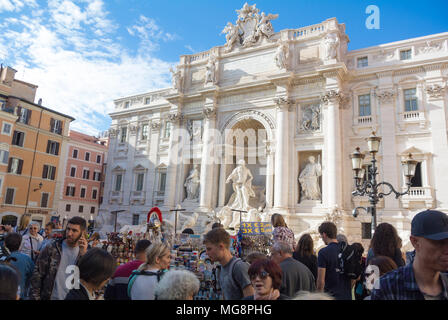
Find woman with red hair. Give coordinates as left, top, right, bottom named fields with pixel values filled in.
left=243, top=258, right=289, bottom=300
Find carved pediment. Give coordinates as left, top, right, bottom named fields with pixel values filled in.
left=112, top=165, right=125, bottom=172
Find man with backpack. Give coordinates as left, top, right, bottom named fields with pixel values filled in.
left=204, top=228, right=254, bottom=300
left=316, top=222, right=352, bottom=300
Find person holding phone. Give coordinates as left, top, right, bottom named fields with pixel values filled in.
left=30, top=216, right=88, bottom=300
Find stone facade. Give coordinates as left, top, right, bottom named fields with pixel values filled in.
left=98, top=7, right=448, bottom=249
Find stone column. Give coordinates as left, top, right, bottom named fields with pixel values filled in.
left=265, top=142, right=274, bottom=209
left=199, top=105, right=217, bottom=211
left=146, top=120, right=161, bottom=206
left=163, top=111, right=183, bottom=209
left=375, top=84, right=400, bottom=209
left=321, top=88, right=343, bottom=208
left=425, top=80, right=448, bottom=207
left=123, top=123, right=138, bottom=209
left=274, top=97, right=292, bottom=210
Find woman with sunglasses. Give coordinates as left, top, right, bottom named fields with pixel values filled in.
left=243, top=258, right=289, bottom=300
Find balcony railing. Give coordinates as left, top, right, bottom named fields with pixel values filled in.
left=401, top=187, right=433, bottom=209
left=401, top=110, right=425, bottom=122
left=356, top=115, right=373, bottom=126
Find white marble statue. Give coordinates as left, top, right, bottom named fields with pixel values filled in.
left=204, top=55, right=217, bottom=85
left=256, top=12, right=278, bottom=39
left=180, top=212, right=199, bottom=231
left=275, top=41, right=288, bottom=69
left=184, top=164, right=200, bottom=200
left=324, top=33, right=340, bottom=60
left=225, top=159, right=256, bottom=211
left=169, top=66, right=182, bottom=90
left=298, top=155, right=322, bottom=201
left=221, top=22, right=239, bottom=52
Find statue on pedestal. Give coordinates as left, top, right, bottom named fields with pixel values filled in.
left=225, top=159, right=256, bottom=211
left=298, top=155, right=322, bottom=201
left=184, top=164, right=200, bottom=200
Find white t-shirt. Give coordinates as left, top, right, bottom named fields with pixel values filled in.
left=130, top=268, right=160, bottom=300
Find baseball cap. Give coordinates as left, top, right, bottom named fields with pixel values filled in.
left=411, top=210, right=448, bottom=240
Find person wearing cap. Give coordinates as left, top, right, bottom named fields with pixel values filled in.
left=371, top=210, right=448, bottom=300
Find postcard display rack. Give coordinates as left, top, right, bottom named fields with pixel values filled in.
left=237, top=222, right=273, bottom=259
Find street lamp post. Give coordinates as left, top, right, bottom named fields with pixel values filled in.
left=350, top=132, right=418, bottom=237
left=111, top=210, right=126, bottom=233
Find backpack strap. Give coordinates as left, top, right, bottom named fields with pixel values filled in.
left=229, top=258, right=246, bottom=293
left=127, top=270, right=164, bottom=299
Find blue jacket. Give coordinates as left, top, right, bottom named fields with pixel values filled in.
left=10, top=251, right=35, bottom=299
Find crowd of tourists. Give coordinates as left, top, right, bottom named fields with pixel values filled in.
left=0, top=209, right=447, bottom=300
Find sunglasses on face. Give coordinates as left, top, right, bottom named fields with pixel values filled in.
left=250, top=271, right=269, bottom=281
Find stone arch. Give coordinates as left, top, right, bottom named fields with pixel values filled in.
left=220, top=109, right=275, bottom=142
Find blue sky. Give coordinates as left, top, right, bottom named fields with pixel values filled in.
left=1, top=0, right=447, bottom=134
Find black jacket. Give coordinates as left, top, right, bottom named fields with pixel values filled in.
left=65, top=285, right=90, bottom=300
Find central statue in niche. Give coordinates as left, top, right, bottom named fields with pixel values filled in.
left=225, top=159, right=256, bottom=211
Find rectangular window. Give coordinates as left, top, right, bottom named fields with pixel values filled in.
left=79, top=205, right=84, bottom=213
left=115, top=174, right=122, bottom=191
left=66, top=204, right=71, bottom=212
left=145, top=97, right=151, bottom=104
left=410, top=162, right=422, bottom=187
left=85, top=152, right=90, bottom=161
left=83, top=169, right=90, bottom=180
left=358, top=94, right=371, bottom=117
left=0, top=150, right=9, bottom=165
left=8, top=158, right=23, bottom=174
left=164, top=122, right=171, bottom=138
left=136, top=173, right=144, bottom=191
left=124, top=102, right=129, bottom=109
left=141, top=124, right=148, bottom=140
left=90, top=206, right=95, bottom=214
left=400, top=49, right=412, bottom=60
left=17, top=107, right=32, bottom=125
left=96, top=155, right=101, bottom=163
left=120, top=127, right=127, bottom=143
left=73, top=149, right=78, bottom=158
left=41, top=193, right=49, bottom=208
left=70, top=167, right=76, bottom=177
left=12, top=131, right=25, bottom=147
left=159, top=173, right=166, bottom=191
left=42, top=165, right=56, bottom=180
left=2, top=122, right=12, bottom=135
left=357, top=56, right=368, bottom=68
left=92, top=189, right=98, bottom=200
left=50, top=118, right=63, bottom=134
left=132, top=214, right=139, bottom=225
left=404, top=88, right=418, bottom=111
left=46, top=140, right=60, bottom=155
left=80, top=187, right=86, bottom=198
left=93, top=172, right=101, bottom=181
left=66, top=186, right=75, bottom=197
left=0, top=99, right=6, bottom=111
left=5, top=188, right=15, bottom=204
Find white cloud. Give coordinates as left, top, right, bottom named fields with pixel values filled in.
left=0, top=0, right=36, bottom=12
left=0, top=0, right=176, bottom=135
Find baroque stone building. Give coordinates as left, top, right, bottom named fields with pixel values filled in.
left=98, top=4, right=448, bottom=249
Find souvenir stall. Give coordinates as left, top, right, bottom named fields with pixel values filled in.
left=237, top=222, right=273, bottom=259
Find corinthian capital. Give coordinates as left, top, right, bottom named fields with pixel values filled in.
left=274, top=97, right=294, bottom=110
left=151, top=121, right=161, bottom=130
left=321, top=89, right=344, bottom=105
left=202, top=106, right=216, bottom=119
left=168, top=111, right=183, bottom=123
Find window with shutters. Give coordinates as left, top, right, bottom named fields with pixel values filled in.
left=66, top=186, right=76, bottom=197
left=16, top=107, right=32, bottom=125
left=5, top=188, right=15, bottom=204
left=93, top=171, right=101, bottom=181
left=70, top=166, right=76, bottom=177
left=41, top=193, right=49, bottom=208
left=0, top=150, right=9, bottom=165
left=83, top=169, right=90, bottom=180
left=50, top=118, right=63, bottom=134
left=46, top=140, right=60, bottom=155
left=85, top=152, right=90, bottom=161
left=115, top=174, right=122, bottom=191
left=8, top=158, right=23, bottom=174
left=80, top=187, right=86, bottom=198
left=12, top=131, right=25, bottom=147
left=72, top=149, right=78, bottom=158
left=42, top=165, right=56, bottom=180
left=66, top=204, right=71, bottom=212
left=1, top=122, right=12, bottom=136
